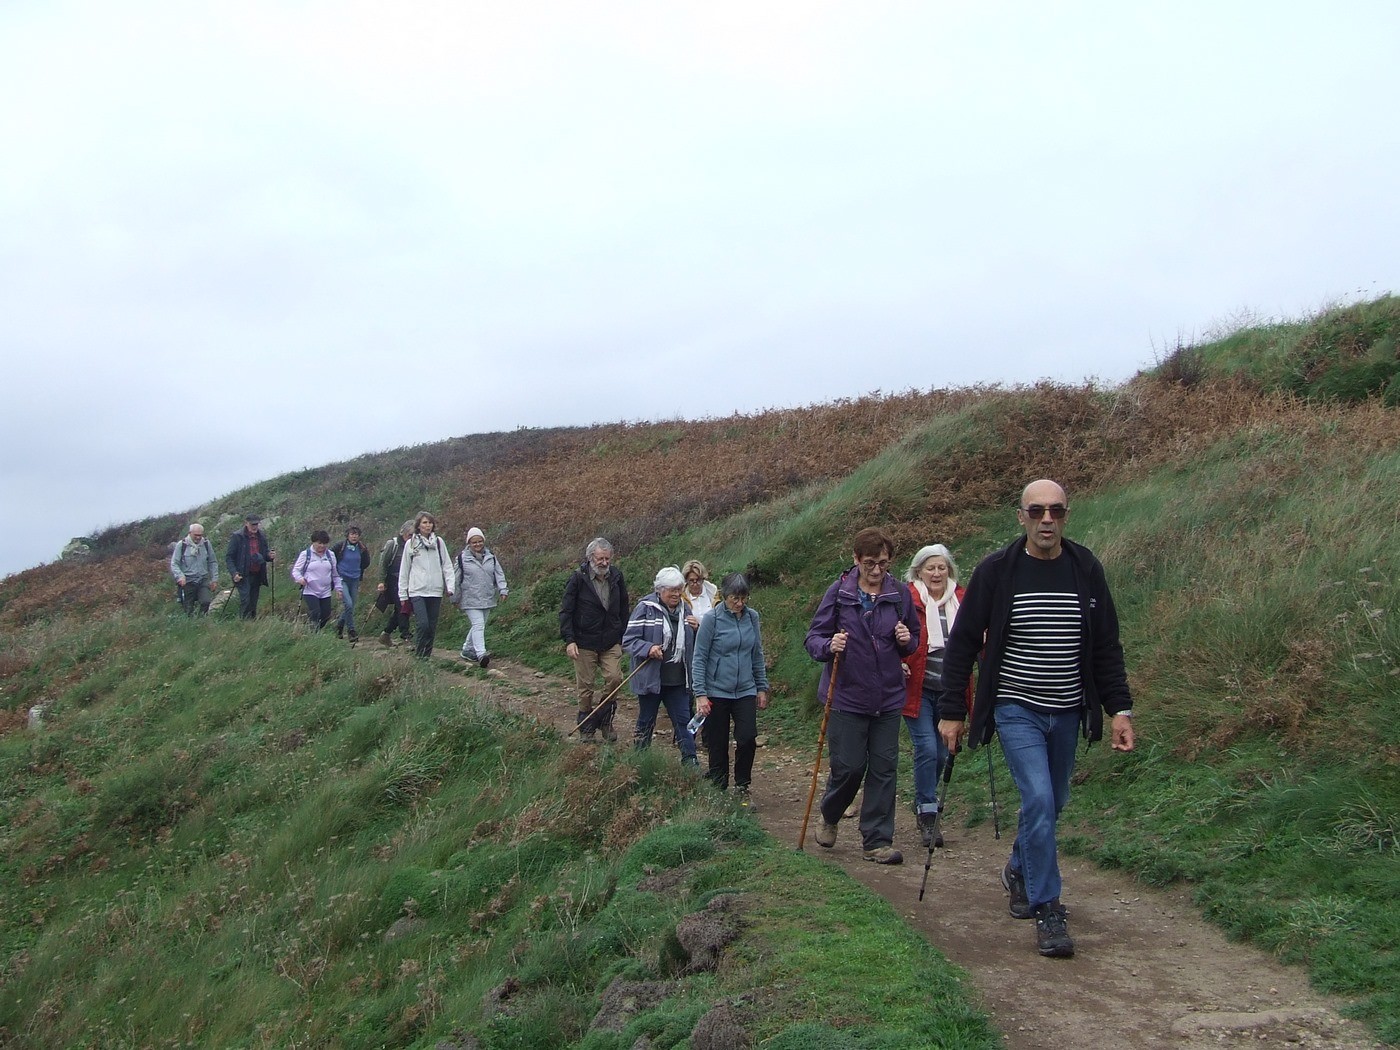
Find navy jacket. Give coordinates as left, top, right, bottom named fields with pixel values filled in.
left=939, top=536, right=1132, bottom=747
left=226, top=527, right=273, bottom=584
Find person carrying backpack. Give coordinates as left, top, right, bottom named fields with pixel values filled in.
left=170, top=523, right=219, bottom=616
left=376, top=520, right=415, bottom=646
left=331, top=525, right=370, bottom=642
left=454, top=526, right=509, bottom=668
left=291, top=530, right=343, bottom=630
left=397, top=511, right=454, bottom=659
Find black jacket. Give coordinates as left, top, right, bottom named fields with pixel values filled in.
left=225, top=527, right=273, bottom=584
left=939, top=536, right=1131, bottom=747
left=559, top=563, right=630, bottom=651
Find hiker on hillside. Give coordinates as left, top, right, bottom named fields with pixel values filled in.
left=692, top=572, right=769, bottom=799
left=681, top=559, right=718, bottom=627
left=331, top=525, right=370, bottom=642
left=226, top=514, right=276, bottom=620
left=806, top=527, right=920, bottom=865
left=939, top=479, right=1135, bottom=959
left=622, top=566, right=700, bottom=765
left=902, top=543, right=971, bottom=848
left=292, top=530, right=343, bottom=630
left=559, top=538, right=629, bottom=741
left=376, top=520, right=414, bottom=646
left=454, top=527, right=509, bottom=669
left=170, top=523, right=219, bottom=616
left=398, top=511, right=454, bottom=659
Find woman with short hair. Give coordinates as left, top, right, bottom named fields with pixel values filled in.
left=292, top=529, right=343, bottom=630
left=692, top=572, right=769, bottom=799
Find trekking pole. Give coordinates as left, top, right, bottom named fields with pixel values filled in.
left=988, top=741, right=1001, bottom=839
left=797, top=652, right=840, bottom=850
left=919, top=751, right=956, bottom=902
left=567, top=657, right=651, bottom=737
left=269, top=565, right=275, bottom=616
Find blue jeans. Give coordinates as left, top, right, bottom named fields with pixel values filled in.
left=337, top=576, right=361, bottom=634
left=904, top=688, right=950, bottom=815
left=633, top=682, right=697, bottom=761
left=460, top=607, right=489, bottom=659
left=995, top=702, right=1081, bottom=910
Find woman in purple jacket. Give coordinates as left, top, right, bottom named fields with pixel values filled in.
left=805, top=527, right=920, bottom=864
left=292, top=530, right=343, bottom=630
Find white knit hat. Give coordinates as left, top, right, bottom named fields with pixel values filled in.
left=653, top=565, right=685, bottom=589
left=466, top=527, right=485, bottom=542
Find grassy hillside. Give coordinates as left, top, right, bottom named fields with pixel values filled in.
left=3, top=296, right=1399, bottom=1044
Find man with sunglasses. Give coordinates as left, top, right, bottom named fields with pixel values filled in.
left=938, top=479, right=1135, bottom=958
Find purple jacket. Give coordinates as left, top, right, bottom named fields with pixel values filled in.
left=805, top=567, right=920, bottom=715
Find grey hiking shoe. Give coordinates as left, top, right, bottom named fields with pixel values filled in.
left=862, top=846, right=903, bottom=865
left=1034, top=900, right=1074, bottom=957
left=379, top=632, right=392, bottom=647
left=1002, top=863, right=1032, bottom=919
left=815, top=822, right=838, bottom=848
left=918, top=809, right=944, bottom=849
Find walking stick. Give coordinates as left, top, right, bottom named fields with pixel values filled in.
left=567, top=656, right=651, bottom=737
left=268, top=563, right=275, bottom=616
left=919, top=752, right=956, bottom=902
left=797, top=652, right=840, bottom=850
left=988, top=738, right=1002, bottom=839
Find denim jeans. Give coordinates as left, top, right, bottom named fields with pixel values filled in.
left=702, top=695, right=758, bottom=789
left=460, top=607, right=489, bottom=659
left=410, top=596, right=442, bottom=658
left=820, top=708, right=902, bottom=850
left=904, top=687, right=950, bottom=815
left=995, top=702, right=1081, bottom=910
left=633, top=682, right=696, bottom=761
left=303, top=594, right=333, bottom=629
left=337, top=576, right=361, bottom=634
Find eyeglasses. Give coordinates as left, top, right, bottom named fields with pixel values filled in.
left=1021, top=504, right=1067, bottom=520
left=859, top=558, right=891, bottom=570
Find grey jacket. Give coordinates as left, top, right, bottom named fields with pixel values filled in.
left=455, top=548, right=508, bottom=610
left=170, top=536, right=218, bottom=584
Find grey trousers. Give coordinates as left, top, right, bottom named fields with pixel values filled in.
left=819, top=708, right=902, bottom=850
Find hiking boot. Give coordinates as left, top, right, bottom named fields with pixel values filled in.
left=1002, top=863, right=1032, bottom=919
left=734, top=784, right=750, bottom=806
left=1033, top=901, right=1074, bottom=957
left=379, top=632, right=392, bottom=647
left=348, top=630, right=358, bottom=644
left=460, top=650, right=478, bottom=663
left=918, top=809, right=944, bottom=849
left=815, top=822, right=838, bottom=848
left=336, top=622, right=345, bottom=639
left=863, top=846, right=903, bottom=865
left=601, top=721, right=617, bottom=742
left=682, top=755, right=700, bottom=769
left=479, top=652, right=491, bottom=670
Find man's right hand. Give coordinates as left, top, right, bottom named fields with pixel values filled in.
left=176, top=576, right=186, bottom=587
left=233, top=573, right=243, bottom=583
left=937, top=718, right=965, bottom=754
left=566, top=642, right=579, bottom=660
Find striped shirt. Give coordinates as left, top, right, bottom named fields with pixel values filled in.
left=997, top=552, right=1083, bottom=711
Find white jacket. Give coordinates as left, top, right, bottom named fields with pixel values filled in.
left=398, top=534, right=454, bottom=601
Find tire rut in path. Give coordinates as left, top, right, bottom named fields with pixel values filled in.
left=419, top=651, right=1384, bottom=1050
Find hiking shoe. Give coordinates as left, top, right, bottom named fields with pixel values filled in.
left=348, top=630, right=358, bottom=643
left=601, top=722, right=617, bottom=742
left=479, top=652, right=491, bottom=670
left=863, top=846, right=903, bottom=865
left=379, top=632, right=392, bottom=647
left=918, top=809, right=944, bottom=849
left=336, top=622, right=345, bottom=639
left=1002, top=863, right=1032, bottom=919
left=815, top=822, right=838, bottom=848
left=460, top=650, right=478, bottom=663
left=734, top=784, right=751, bottom=806
left=1034, top=901, right=1074, bottom=957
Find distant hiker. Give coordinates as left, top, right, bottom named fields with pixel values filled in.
left=397, top=511, right=454, bottom=659
left=559, top=538, right=629, bottom=741
left=292, top=530, right=343, bottom=630
left=376, top=520, right=415, bottom=646
left=681, top=559, right=718, bottom=628
left=692, top=572, right=769, bottom=799
left=170, top=523, right=218, bottom=616
left=622, top=566, right=699, bottom=766
left=454, top=526, right=508, bottom=669
left=902, top=543, right=969, bottom=849
left=226, top=514, right=276, bottom=620
left=806, top=527, right=920, bottom=865
left=939, top=479, right=1135, bottom=959
left=331, top=525, right=370, bottom=642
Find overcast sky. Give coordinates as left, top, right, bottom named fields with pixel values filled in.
left=2, top=2, right=1396, bottom=579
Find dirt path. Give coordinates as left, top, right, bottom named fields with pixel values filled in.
left=403, top=647, right=1384, bottom=1049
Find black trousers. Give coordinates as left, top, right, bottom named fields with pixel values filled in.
left=702, top=695, right=758, bottom=790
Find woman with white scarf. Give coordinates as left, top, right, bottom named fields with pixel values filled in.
left=621, top=566, right=699, bottom=766
left=902, top=544, right=968, bottom=847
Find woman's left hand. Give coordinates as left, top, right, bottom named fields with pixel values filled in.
left=894, top=622, right=911, bottom=646
left=757, top=691, right=769, bottom=710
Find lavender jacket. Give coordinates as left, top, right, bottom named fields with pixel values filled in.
left=804, top=566, right=920, bottom=716
left=292, top=547, right=343, bottom=600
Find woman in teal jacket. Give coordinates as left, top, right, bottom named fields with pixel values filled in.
left=692, top=572, right=769, bottom=797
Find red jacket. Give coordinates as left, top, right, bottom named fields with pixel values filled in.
left=902, top=582, right=973, bottom=718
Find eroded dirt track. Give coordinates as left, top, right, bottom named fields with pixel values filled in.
left=421, top=651, right=1384, bottom=1049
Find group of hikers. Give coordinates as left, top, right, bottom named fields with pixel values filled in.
left=167, top=477, right=1136, bottom=959
left=167, top=511, right=509, bottom=663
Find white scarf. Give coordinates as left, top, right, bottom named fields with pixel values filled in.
left=914, top=580, right=959, bottom=651
left=644, top=599, right=687, bottom=663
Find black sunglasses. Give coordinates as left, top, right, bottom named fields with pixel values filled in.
left=1021, top=504, right=1067, bottom=520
